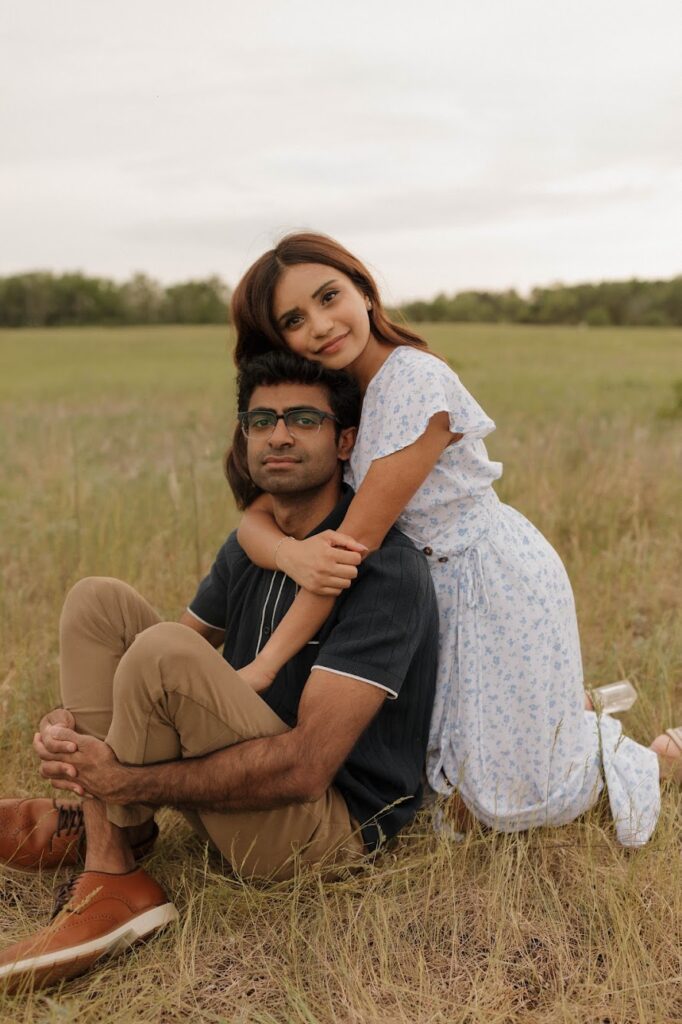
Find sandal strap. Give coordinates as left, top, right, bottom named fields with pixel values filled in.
left=664, top=727, right=682, bottom=753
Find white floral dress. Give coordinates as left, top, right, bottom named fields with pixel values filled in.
left=345, top=346, right=660, bottom=846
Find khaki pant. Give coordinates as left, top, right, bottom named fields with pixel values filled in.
left=59, top=577, right=365, bottom=880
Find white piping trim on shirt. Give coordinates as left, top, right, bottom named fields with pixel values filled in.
left=270, top=573, right=287, bottom=634
left=312, top=665, right=398, bottom=700
left=255, top=572, right=277, bottom=657
left=185, top=607, right=221, bottom=629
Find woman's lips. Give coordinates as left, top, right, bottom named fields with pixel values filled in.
left=317, top=330, right=349, bottom=356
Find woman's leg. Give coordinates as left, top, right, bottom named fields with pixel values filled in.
left=650, top=731, right=682, bottom=782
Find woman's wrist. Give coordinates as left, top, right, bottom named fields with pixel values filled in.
left=274, top=535, right=297, bottom=575
left=253, top=649, right=279, bottom=680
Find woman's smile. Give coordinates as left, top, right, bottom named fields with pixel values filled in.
left=315, top=329, right=350, bottom=357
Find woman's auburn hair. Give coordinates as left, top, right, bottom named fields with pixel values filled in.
left=231, top=231, right=430, bottom=365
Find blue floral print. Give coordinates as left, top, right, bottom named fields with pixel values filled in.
left=345, top=346, right=660, bottom=845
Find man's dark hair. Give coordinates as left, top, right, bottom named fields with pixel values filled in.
left=224, top=350, right=361, bottom=510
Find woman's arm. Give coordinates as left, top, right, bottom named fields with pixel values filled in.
left=240, top=589, right=336, bottom=689
left=245, top=413, right=460, bottom=684
left=238, top=493, right=366, bottom=595
left=339, top=412, right=461, bottom=552
left=237, top=493, right=281, bottom=568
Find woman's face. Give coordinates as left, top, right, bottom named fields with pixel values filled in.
left=272, top=263, right=372, bottom=370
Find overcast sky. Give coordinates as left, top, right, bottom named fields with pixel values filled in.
left=2, top=0, right=681, bottom=301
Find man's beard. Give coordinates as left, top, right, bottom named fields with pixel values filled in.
left=249, top=459, right=336, bottom=497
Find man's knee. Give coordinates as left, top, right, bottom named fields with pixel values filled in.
left=60, top=576, right=128, bottom=634
left=113, top=621, right=200, bottom=699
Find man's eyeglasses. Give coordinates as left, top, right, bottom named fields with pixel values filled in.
left=238, top=407, right=339, bottom=439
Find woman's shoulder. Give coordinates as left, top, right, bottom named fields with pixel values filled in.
left=371, top=345, right=453, bottom=393
left=359, top=343, right=494, bottom=449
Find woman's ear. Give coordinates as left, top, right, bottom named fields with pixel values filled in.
left=337, top=426, right=357, bottom=462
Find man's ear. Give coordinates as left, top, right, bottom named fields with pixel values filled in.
left=337, top=426, right=357, bottom=462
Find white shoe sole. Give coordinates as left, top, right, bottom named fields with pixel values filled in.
left=0, top=902, right=178, bottom=981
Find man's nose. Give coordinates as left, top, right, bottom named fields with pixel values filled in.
left=268, top=417, right=294, bottom=445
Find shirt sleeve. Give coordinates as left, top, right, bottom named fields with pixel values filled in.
left=369, top=350, right=495, bottom=460
left=187, top=532, right=241, bottom=630
left=313, top=539, right=436, bottom=698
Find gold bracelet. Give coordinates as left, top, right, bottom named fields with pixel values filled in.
left=274, top=536, right=291, bottom=571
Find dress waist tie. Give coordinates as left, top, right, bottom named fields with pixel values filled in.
left=433, top=540, right=491, bottom=798
left=461, top=545, right=490, bottom=613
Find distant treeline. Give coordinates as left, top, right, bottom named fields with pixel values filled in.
left=399, top=276, right=682, bottom=327
left=0, top=273, right=231, bottom=327
left=1, top=271, right=681, bottom=328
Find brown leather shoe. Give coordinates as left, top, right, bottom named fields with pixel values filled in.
left=0, top=799, right=158, bottom=871
left=0, top=867, right=177, bottom=991
left=0, top=799, right=83, bottom=870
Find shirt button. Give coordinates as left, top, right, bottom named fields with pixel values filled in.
left=438, top=556, right=449, bottom=563
left=422, top=546, right=433, bottom=556
left=263, top=626, right=271, bottom=637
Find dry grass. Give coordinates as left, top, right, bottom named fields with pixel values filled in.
left=0, top=324, right=681, bottom=1022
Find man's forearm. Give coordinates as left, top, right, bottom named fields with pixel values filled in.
left=114, top=729, right=318, bottom=814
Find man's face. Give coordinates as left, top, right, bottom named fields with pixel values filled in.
left=245, top=382, right=354, bottom=496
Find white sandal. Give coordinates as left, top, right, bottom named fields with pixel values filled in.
left=587, top=679, right=638, bottom=715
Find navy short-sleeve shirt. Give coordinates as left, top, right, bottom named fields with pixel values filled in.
left=189, top=486, right=439, bottom=850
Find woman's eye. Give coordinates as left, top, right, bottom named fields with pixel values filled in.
left=284, top=314, right=302, bottom=329
left=322, top=290, right=338, bottom=304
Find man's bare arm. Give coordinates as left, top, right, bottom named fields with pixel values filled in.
left=38, top=670, right=387, bottom=812
left=178, top=609, right=225, bottom=648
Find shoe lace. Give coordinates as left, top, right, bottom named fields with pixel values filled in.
left=55, top=803, right=84, bottom=837
left=50, top=875, right=78, bottom=919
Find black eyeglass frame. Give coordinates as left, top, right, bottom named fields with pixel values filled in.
left=238, top=406, right=340, bottom=439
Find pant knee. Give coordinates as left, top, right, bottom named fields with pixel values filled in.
left=60, top=576, right=126, bottom=633
left=113, top=621, right=194, bottom=700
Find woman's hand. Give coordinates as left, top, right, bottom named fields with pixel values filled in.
left=238, top=657, right=277, bottom=693
left=277, top=531, right=367, bottom=595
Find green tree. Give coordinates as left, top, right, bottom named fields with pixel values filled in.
left=162, top=276, right=231, bottom=324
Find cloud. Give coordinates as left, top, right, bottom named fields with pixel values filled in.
left=124, top=172, right=666, bottom=252
left=2, top=0, right=680, bottom=292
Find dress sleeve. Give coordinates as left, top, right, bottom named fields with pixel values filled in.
left=369, top=352, right=495, bottom=460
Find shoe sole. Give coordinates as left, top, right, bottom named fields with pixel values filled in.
left=0, top=902, right=178, bottom=988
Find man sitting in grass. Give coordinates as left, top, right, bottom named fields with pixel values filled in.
left=0, top=350, right=438, bottom=991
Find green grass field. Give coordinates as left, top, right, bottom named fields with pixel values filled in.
left=1, top=324, right=681, bottom=1022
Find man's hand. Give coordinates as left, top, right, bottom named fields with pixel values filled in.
left=33, top=708, right=81, bottom=788
left=34, top=729, right=131, bottom=803
left=34, top=707, right=77, bottom=758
